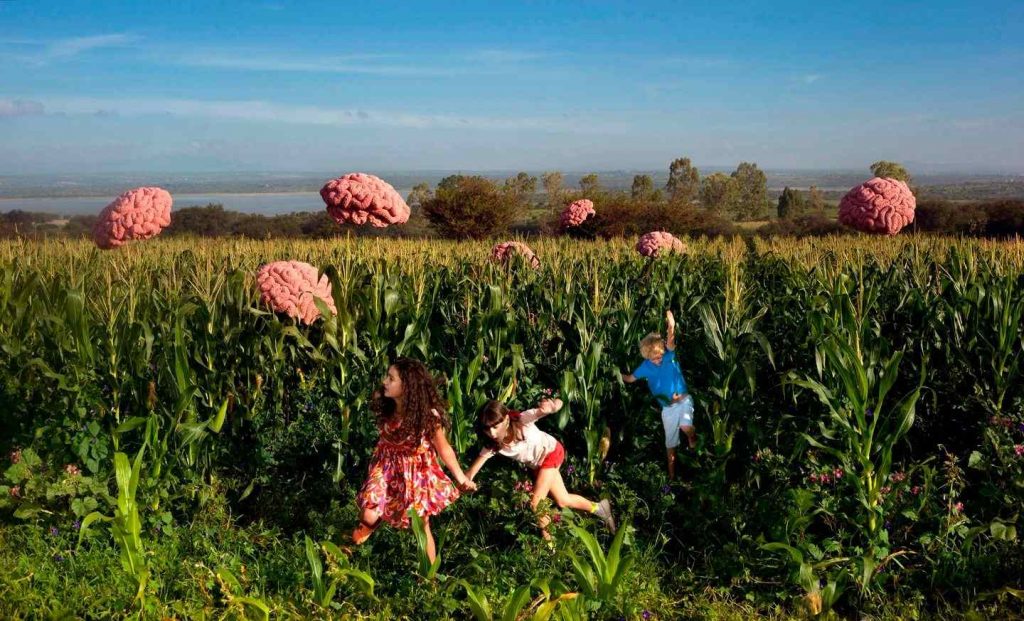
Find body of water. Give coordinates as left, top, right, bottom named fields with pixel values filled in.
left=0, top=191, right=412, bottom=216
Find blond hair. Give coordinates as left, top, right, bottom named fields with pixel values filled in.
left=639, top=332, right=665, bottom=360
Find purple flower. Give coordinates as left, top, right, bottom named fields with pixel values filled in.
left=643, top=611, right=653, bottom=620
left=53, top=554, right=65, bottom=563
left=661, top=484, right=671, bottom=494
left=49, top=526, right=58, bottom=536
left=866, top=408, right=874, bottom=418
left=72, top=519, right=81, bottom=530
left=566, top=465, right=575, bottom=475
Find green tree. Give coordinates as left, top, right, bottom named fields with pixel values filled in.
left=631, top=174, right=655, bottom=200
left=502, top=172, right=538, bottom=200
left=422, top=176, right=521, bottom=239
left=807, top=185, right=826, bottom=214
left=666, top=157, right=700, bottom=205
left=542, top=171, right=564, bottom=210
left=869, top=160, right=911, bottom=183
left=579, top=173, right=601, bottom=196
left=406, top=182, right=433, bottom=208
left=730, top=162, right=769, bottom=220
left=776, top=187, right=805, bottom=219
left=700, top=173, right=738, bottom=215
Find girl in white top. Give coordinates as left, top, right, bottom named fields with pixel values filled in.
left=465, top=397, right=615, bottom=538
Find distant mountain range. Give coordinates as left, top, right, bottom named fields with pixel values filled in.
left=1, top=170, right=1021, bottom=201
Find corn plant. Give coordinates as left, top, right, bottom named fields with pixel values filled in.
left=409, top=508, right=442, bottom=580
left=788, top=258, right=925, bottom=592
left=304, top=536, right=376, bottom=609
left=461, top=577, right=582, bottom=621
left=568, top=522, right=634, bottom=609
left=77, top=438, right=150, bottom=609
left=212, top=566, right=271, bottom=621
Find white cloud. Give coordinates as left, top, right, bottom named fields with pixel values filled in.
left=41, top=96, right=589, bottom=131
left=45, top=34, right=136, bottom=59
left=0, top=98, right=45, bottom=117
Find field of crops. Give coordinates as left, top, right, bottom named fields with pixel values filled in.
left=2, top=236, right=1023, bottom=619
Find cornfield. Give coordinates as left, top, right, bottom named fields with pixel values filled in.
left=2, top=234, right=1023, bottom=617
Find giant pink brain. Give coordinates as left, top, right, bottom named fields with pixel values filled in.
left=320, top=173, right=410, bottom=227
left=560, top=199, right=596, bottom=228
left=490, top=241, right=541, bottom=269
left=636, top=231, right=686, bottom=257
left=838, top=177, right=916, bottom=235
left=92, top=187, right=173, bottom=249
left=256, top=260, right=337, bottom=325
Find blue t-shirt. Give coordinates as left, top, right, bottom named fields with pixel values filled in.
left=632, top=349, right=688, bottom=407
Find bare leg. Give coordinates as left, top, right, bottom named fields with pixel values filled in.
left=681, top=425, right=697, bottom=449
left=547, top=469, right=597, bottom=512
left=530, top=468, right=558, bottom=540
left=666, top=447, right=677, bottom=480
left=423, top=516, right=436, bottom=564
left=352, top=507, right=381, bottom=545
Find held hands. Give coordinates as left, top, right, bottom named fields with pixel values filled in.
left=672, top=392, right=686, bottom=403
left=457, top=478, right=477, bottom=493
left=538, top=397, right=564, bottom=414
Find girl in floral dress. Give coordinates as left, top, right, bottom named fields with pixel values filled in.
left=352, top=357, right=476, bottom=563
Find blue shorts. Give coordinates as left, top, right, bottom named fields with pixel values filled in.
left=661, top=396, right=694, bottom=449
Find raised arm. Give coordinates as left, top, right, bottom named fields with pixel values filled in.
left=621, top=372, right=637, bottom=383
left=665, top=310, right=676, bottom=351
left=519, top=398, right=563, bottom=424
left=431, top=426, right=477, bottom=491
left=465, top=450, right=493, bottom=482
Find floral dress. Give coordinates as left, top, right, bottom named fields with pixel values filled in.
left=356, top=412, right=460, bottom=528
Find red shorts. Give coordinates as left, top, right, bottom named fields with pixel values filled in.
left=537, top=442, right=565, bottom=470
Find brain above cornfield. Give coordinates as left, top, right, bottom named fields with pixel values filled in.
left=560, top=199, right=596, bottom=229
left=320, top=173, right=410, bottom=227
left=92, top=187, right=173, bottom=249
left=838, top=177, right=916, bottom=235
left=256, top=260, right=337, bottom=325
left=491, top=241, right=541, bottom=269
left=636, top=231, right=686, bottom=257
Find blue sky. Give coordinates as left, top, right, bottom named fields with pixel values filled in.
left=1, top=0, right=1022, bottom=174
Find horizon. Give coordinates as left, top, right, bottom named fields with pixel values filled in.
left=2, top=1, right=1023, bottom=174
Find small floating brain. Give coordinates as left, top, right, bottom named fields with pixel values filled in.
left=560, top=199, right=596, bottom=228
left=491, top=241, right=541, bottom=269
left=320, top=173, right=410, bottom=227
left=636, top=231, right=686, bottom=257
left=256, top=260, right=337, bottom=325
left=93, top=186, right=173, bottom=249
left=838, top=177, right=916, bottom=235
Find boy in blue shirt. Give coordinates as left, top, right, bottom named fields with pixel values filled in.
left=621, top=310, right=695, bottom=480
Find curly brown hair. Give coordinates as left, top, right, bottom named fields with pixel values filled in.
left=372, top=357, right=450, bottom=442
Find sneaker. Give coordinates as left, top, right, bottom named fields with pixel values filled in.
left=595, top=499, right=616, bottom=532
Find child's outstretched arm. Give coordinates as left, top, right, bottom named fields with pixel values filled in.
left=620, top=372, right=636, bottom=383
left=465, top=450, right=493, bottom=482
left=666, top=309, right=677, bottom=351
left=431, top=427, right=477, bottom=492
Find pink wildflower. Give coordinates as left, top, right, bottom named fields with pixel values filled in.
left=9, top=486, right=20, bottom=498
left=891, top=471, right=906, bottom=483
left=837, top=177, right=916, bottom=235
left=834, top=468, right=844, bottom=479
left=880, top=486, right=892, bottom=495
left=911, top=485, right=921, bottom=496
left=9, top=449, right=21, bottom=464
left=954, top=502, right=964, bottom=513
left=1014, top=445, right=1024, bottom=457
left=64, top=464, right=81, bottom=477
